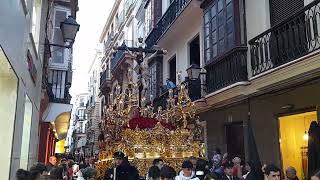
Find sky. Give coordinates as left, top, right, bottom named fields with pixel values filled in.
left=70, top=0, right=115, bottom=102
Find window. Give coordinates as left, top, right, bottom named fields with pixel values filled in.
left=20, top=95, right=33, bottom=169
left=51, top=8, right=69, bottom=65
left=145, top=2, right=153, bottom=35
left=137, top=21, right=145, bottom=38
left=31, top=0, right=42, bottom=52
left=203, top=0, right=234, bottom=63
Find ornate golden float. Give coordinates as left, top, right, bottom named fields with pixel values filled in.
left=95, top=71, right=205, bottom=178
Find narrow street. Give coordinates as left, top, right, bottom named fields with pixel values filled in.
left=1, top=0, right=320, bottom=180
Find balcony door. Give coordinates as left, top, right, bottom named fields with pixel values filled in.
left=169, top=56, right=176, bottom=84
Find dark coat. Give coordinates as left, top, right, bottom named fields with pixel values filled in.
left=243, top=171, right=255, bottom=180
left=46, top=163, right=55, bottom=172
left=104, top=163, right=139, bottom=180
left=220, top=174, right=240, bottom=180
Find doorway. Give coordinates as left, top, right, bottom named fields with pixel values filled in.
left=225, top=122, right=245, bottom=160
left=279, top=111, right=317, bottom=179
left=189, top=35, right=200, bottom=66
left=169, top=56, right=176, bottom=84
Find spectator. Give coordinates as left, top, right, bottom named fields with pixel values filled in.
left=195, top=159, right=210, bottom=180
left=221, top=161, right=240, bottom=180
left=46, top=156, right=57, bottom=172
left=232, top=157, right=241, bottom=177
left=175, top=160, right=199, bottom=180
left=204, top=172, right=218, bottom=180
left=160, top=165, right=176, bottom=180
left=189, top=156, right=198, bottom=171
left=264, top=164, right=281, bottom=180
left=82, top=167, right=97, bottom=180
left=29, top=163, right=47, bottom=180
left=153, top=158, right=164, bottom=170
left=147, top=166, right=160, bottom=180
left=88, top=157, right=96, bottom=168
left=16, top=169, right=29, bottom=180
left=285, top=166, right=299, bottom=180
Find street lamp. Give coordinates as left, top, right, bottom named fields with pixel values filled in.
left=187, top=64, right=201, bottom=80
left=60, top=16, right=80, bottom=44
left=48, top=16, right=80, bottom=48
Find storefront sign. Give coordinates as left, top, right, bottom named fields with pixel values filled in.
left=27, top=50, right=37, bottom=84
left=55, top=139, right=65, bottom=154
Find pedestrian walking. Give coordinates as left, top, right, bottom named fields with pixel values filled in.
left=175, top=160, right=200, bottom=180
left=103, top=151, right=139, bottom=180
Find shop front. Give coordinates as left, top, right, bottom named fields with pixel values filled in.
left=202, top=80, right=320, bottom=179
left=38, top=103, right=72, bottom=163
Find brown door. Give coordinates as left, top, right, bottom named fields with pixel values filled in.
left=225, top=122, right=245, bottom=160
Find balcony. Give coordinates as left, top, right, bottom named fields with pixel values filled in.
left=145, top=0, right=192, bottom=48
left=47, top=69, right=72, bottom=104
left=249, top=0, right=320, bottom=77
left=205, top=47, right=248, bottom=93
left=153, top=80, right=201, bottom=110
left=111, top=40, right=134, bottom=72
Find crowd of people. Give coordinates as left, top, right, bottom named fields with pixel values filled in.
left=16, top=149, right=320, bottom=180
left=16, top=156, right=97, bottom=180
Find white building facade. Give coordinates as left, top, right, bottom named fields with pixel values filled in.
left=85, top=48, right=103, bottom=157
left=0, top=0, right=79, bottom=178
left=1, top=0, right=49, bottom=178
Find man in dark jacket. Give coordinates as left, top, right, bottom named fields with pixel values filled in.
left=104, top=151, right=139, bottom=180
left=221, top=161, right=240, bottom=180
left=46, top=156, right=57, bottom=172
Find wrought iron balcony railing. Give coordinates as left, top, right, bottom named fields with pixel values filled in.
left=205, top=47, right=248, bottom=93
left=47, top=69, right=72, bottom=104
left=249, top=0, right=320, bottom=76
left=152, top=80, right=201, bottom=109
left=145, top=0, right=192, bottom=48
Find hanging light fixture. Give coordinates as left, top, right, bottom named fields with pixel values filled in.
left=303, top=116, right=309, bottom=141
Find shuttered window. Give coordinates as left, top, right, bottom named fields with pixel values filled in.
left=269, top=0, right=304, bottom=26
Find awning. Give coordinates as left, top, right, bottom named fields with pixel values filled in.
left=43, top=103, right=73, bottom=140
left=77, top=137, right=87, bottom=148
